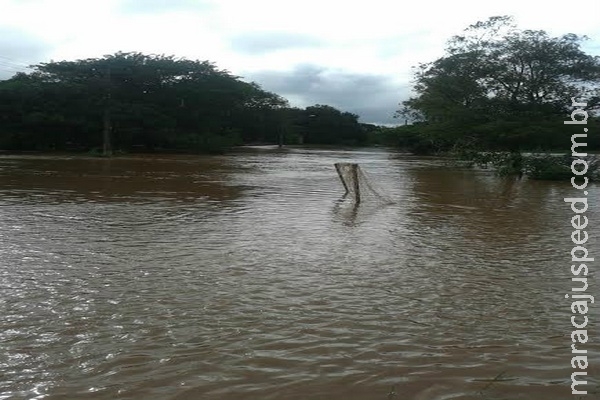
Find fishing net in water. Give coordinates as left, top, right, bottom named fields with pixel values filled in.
left=334, top=163, right=394, bottom=204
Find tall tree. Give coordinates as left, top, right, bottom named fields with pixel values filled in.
left=0, top=52, right=288, bottom=153
left=401, top=16, right=600, bottom=151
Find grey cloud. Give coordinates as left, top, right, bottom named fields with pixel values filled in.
left=119, top=0, right=212, bottom=14
left=230, top=32, right=322, bottom=55
left=0, top=27, right=48, bottom=80
left=247, top=65, right=410, bottom=125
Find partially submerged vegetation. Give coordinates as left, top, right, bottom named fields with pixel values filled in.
left=455, top=150, right=599, bottom=181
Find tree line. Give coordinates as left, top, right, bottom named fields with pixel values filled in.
left=0, top=52, right=370, bottom=154
left=2, top=17, right=599, bottom=157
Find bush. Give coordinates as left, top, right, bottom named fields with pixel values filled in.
left=457, top=149, right=599, bottom=181
left=525, top=154, right=599, bottom=181
left=457, top=150, right=524, bottom=177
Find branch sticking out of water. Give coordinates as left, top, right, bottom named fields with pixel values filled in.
left=387, top=384, right=397, bottom=399
left=477, top=370, right=508, bottom=396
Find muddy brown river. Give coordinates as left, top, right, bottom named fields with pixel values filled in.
left=0, top=147, right=598, bottom=399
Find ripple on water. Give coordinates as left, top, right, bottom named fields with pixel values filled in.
left=0, top=150, right=599, bottom=399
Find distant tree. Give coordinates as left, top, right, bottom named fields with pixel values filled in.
left=298, top=104, right=367, bottom=145
left=0, top=52, right=374, bottom=153
left=0, top=52, right=288, bottom=153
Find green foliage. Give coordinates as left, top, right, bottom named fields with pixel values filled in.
left=379, top=123, right=454, bottom=154
left=0, top=52, right=280, bottom=153
left=172, top=130, right=243, bottom=154
left=0, top=52, right=370, bottom=153
left=458, top=150, right=525, bottom=176
left=457, top=149, right=599, bottom=181
left=525, top=155, right=574, bottom=180
left=399, top=16, right=600, bottom=153
left=297, top=105, right=367, bottom=145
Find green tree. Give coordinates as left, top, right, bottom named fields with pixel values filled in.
left=0, top=52, right=288, bottom=154
left=298, top=104, right=367, bottom=145
left=401, top=16, right=600, bottom=152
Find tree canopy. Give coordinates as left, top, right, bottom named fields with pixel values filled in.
left=0, top=52, right=368, bottom=153
left=397, top=16, right=600, bottom=153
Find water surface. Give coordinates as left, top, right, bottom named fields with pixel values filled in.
left=0, top=148, right=598, bottom=399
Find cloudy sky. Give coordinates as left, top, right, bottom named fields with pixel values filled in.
left=1, top=0, right=599, bottom=125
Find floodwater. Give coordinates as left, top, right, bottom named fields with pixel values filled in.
left=0, top=147, right=598, bottom=400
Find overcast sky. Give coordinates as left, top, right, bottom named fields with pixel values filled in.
left=1, top=0, right=599, bottom=125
